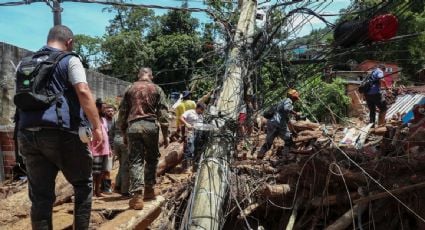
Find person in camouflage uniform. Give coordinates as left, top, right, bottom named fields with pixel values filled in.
left=118, top=67, right=169, bottom=210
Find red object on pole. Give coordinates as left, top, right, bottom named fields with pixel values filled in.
left=368, top=14, right=399, bottom=41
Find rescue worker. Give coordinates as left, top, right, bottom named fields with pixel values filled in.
left=179, top=102, right=206, bottom=168
left=118, top=67, right=169, bottom=210
left=175, top=90, right=196, bottom=138
left=257, top=89, right=301, bottom=159
left=365, top=64, right=388, bottom=126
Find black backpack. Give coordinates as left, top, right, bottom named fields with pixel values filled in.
left=14, top=50, right=78, bottom=111
left=358, top=74, right=378, bottom=94
left=263, top=104, right=278, bottom=119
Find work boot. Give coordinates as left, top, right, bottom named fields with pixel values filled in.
left=144, top=186, right=157, bottom=201
left=129, top=194, right=144, bottom=210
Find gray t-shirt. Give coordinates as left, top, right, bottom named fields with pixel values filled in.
left=271, top=98, right=293, bottom=126
left=68, top=56, right=87, bottom=85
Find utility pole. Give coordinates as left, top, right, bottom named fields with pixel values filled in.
left=183, top=0, right=257, bottom=229
left=25, top=0, right=63, bottom=25
left=52, top=0, right=62, bottom=26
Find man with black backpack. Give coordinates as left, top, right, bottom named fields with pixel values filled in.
left=14, top=25, right=102, bottom=229
left=361, top=64, right=388, bottom=126
left=257, top=89, right=301, bottom=159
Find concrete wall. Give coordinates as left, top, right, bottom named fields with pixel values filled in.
left=347, top=83, right=366, bottom=117
left=0, top=42, right=130, bottom=127
left=0, top=42, right=31, bottom=127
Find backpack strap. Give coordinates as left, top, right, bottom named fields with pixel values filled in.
left=46, top=51, right=80, bottom=129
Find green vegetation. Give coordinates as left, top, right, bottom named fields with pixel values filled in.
left=297, top=78, right=350, bottom=123
left=73, top=0, right=424, bottom=121
left=74, top=5, right=221, bottom=93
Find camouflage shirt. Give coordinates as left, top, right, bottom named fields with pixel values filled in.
left=118, top=80, right=169, bottom=133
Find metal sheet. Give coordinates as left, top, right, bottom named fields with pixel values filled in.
left=386, top=94, right=425, bottom=121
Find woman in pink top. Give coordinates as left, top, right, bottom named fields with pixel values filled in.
left=90, top=101, right=111, bottom=197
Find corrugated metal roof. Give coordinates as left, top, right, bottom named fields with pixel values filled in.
left=386, top=94, right=425, bottom=121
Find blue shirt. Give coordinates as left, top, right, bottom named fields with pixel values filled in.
left=270, top=98, right=293, bottom=126
left=367, top=68, right=384, bottom=95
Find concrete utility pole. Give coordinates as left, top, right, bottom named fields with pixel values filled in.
left=183, top=0, right=257, bottom=229
left=52, top=0, right=62, bottom=26
left=216, top=0, right=256, bottom=119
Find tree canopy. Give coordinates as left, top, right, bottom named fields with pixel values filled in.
left=75, top=5, right=220, bottom=95
left=73, top=0, right=425, bottom=121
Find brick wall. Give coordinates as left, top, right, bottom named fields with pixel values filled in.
left=0, top=129, right=15, bottom=180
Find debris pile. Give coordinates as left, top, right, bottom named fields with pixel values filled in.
left=221, top=116, right=425, bottom=229
left=1, top=111, right=424, bottom=229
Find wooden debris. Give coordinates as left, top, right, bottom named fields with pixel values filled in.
left=311, top=192, right=360, bottom=207
left=325, top=204, right=367, bottom=230
left=291, top=120, right=320, bottom=132
left=262, top=184, right=291, bottom=198
left=372, top=126, right=387, bottom=136
left=156, top=142, right=184, bottom=176
left=99, top=196, right=165, bottom=230
left=354, top=182, right=425, bottom=204
left=293, top=130, right=322, bottom=143
left=238, top=203, right=260, bottom=220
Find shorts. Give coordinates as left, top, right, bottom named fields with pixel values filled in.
left=93, top=155, right=112, bottom=174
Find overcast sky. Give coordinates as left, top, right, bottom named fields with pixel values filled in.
left=0, top=0, right=350, bottom=51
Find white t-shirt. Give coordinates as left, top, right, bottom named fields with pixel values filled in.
left=182, top=109, right=203, bottom=126
left=68, top=56, right=87, bottom=85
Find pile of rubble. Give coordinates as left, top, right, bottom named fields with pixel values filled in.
left=1, top=104, right=424, bottom=229
left=221, top=106, right=425, bottom=229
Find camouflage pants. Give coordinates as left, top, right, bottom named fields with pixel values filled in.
left=127, top=120, right=160, bottom=194
left=114, top=136, right=129, bottom=194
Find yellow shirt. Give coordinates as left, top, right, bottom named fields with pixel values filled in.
left=175, top=100, right=196, bottom=126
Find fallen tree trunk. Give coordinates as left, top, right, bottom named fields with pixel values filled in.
left=354, top=181, right=425, bottom=204
left=99, top=196, right=165, bottom=230
left=311, top=192, right=359, bottom=207
left=156, top=143, right=184, bottom=176
left=54, top=143, right=183, bottom=207
left=291, top=120, right=320, bottom=132
left=262, top=184, right=291, bottom=198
